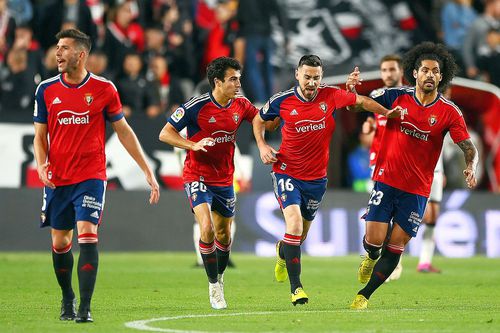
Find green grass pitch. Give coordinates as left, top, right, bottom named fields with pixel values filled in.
left=0, top=252, right=499, bottom=333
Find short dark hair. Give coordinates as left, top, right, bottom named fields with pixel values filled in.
left=402, top=42, right=457, bottom=92
left=380, top=54, right=402, bottom=69
left=298, top=55, right=322, bottom=68
left=206, top=57, right=242, bottom=89
left=55, top=29, right=92, bottom=52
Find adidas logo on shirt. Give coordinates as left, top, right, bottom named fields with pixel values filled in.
left=209, top=116, right=216, bottom=123
left=52, top=97, right=62, bottom=104
left=290, top=109, right=298, bottom=116
left=90, top=211, right=99, bottom=219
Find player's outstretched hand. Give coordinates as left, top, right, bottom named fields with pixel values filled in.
left=386, top=106, right=408, bottom=119
left=37, top=162, right=55, bottom=189
left=146, top=173, right=160, bottom=204
left=346, top=66, right=362, bottom=92
left=463, top=167, right=477, bottom=189
left=259, top=144, right=278, bottom=164
left=193, top=137, right=215, bottom=152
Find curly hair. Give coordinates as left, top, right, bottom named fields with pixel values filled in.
left=402, top=42, right=458, bottom=92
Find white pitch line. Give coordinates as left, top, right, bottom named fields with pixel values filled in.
left=124, top=309, right=418, bottom=333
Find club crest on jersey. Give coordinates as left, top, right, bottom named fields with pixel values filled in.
left=429, top=115, right=437, bottom=126
left=233, top=113, right=239, bottom=123
left=84, top=93, right=93, bottom=105
left=319, top=102, right=327, bottom=113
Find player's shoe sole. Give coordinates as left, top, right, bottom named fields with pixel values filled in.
left=275, top=241, right=288, bottom=282
left=350, top=294, right=368, bottom=310
left=358, top=255, right=378, bottom=284
left=291, top=287, right=308, bottom=306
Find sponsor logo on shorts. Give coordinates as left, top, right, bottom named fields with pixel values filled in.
left=82, top=195, right=102, bottom=210
left=408, top=211, right=422, bottom=232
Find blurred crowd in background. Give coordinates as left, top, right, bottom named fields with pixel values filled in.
left=0, top=0, right=499, bottom=191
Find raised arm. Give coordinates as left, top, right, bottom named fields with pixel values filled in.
left=457, top=138, right=479, bottom=188
left=112, top=118, right=160, bottom=204
left=354, top=94, right=405, bottom=119
left=252, top=114, right=278, bottom=164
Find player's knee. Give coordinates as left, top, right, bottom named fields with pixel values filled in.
left=200, top=225, right=215, bottom=241
left=364, top=233, right=385, bottom=247
left=52, top=239, right=72, bottom=252
left=215, top=229, right=230, bottom=244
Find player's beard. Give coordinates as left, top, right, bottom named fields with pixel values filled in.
left=60, top=56, right=79, bottom=74
left=301, top=86, right=317, bottom=100
left=420, top=79, right=436, bottom=93
left=384, top=78, right=399, bottom=88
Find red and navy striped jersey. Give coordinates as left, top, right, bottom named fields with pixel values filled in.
left=371, top=87, right=470, bottom=197
left=33, top=72, right=123, bottom=186
left=260, top=85, right=357, bottom=180
left=168, top=92, right=258, bottom=186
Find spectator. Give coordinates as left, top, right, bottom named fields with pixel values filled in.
left=347, top=131, right=374, bottom=192
left=33, top=0, right=97, bottom=51
left=477, top=28, right=500, bottom=86
left=103, top=1, right=145, bottom=77
left=0, top=48, right=35, bottom=121
left=42, top=44, right=59, bottom=79
left=161, top=1, right=195, bottom=81
left=86, top=49, right=113, bottom=80
left=13, top=24, right=45, bottom=84
left=462, top=0, right=500, bottom=79
left=237, top=0, right=288, bottom=104
left=142, top=25, right=169, bottom=70
left=441, top=0, right=477, bottom=74
left=116, top=52, right=160, bottom=119
left=7, top=0, right=32, bottom=26
left=0, top=0, right=16, bottom=66
left=147, top=54, right=184, bottom=115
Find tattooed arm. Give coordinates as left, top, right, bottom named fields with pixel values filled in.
left=457, top=138, right=479, bottom=188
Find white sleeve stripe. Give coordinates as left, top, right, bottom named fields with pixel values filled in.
left=269, top=88, right=294, bottom=104
left=440, top=97, right=463, bottom=116
left=35, top=75, right=60, bottom=95
left=184, top=93, right=210, bottom=109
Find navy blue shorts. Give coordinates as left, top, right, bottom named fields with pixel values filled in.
left=40, top=179, right=107, bottom=230
left=184, top=181, right=236, bottom=218
left=364, top=181, right=427, bottom=237
left=271, top=172, right=327, bottom=221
